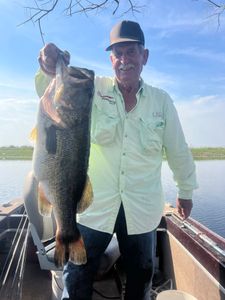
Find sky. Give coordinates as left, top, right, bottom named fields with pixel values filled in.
left=0, top=0, right=225, bottom=147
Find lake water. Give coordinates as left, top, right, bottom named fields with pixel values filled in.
left=0, top=160, right=224, bottom=238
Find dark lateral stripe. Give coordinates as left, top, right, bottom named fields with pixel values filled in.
left=45, top=125, right=57, bottom=154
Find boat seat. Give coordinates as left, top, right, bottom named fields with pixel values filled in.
left=23, top=172, right=120, bottom=273
left=23, top=172, right=60, bottom=270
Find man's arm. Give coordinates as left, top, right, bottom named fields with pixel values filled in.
left=162, top=95, right=198, bottom=219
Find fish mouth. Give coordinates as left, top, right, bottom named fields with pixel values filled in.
left=40, top=61, right=94, bottom=128
left=40, top=97, right=67, bottom=128
left=53, top=80, right=74, bottom=110
left=40, top=79, right=67, bottom=128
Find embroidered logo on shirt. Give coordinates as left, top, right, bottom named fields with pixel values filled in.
left=97, top=91, right=116, bottom=105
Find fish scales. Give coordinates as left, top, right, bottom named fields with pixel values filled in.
left=48, top=124, right=89, bottom=235
left=31, top=58, right=94, bottom=267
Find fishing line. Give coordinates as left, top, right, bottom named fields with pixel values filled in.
left=11, top=220, right=29, bottom=287
left=15, top=223, right=30, bottom=300
left=0, top=211, right=28, bottom=287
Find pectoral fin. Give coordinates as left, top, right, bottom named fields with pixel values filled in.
left=30, top=126, right=38, bottom=142
left=77, top=176, right=93, bottom=213
left=38, top=182, right=53, bottom=217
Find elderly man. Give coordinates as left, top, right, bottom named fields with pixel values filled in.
left=36, top=20, right=197, bottom=300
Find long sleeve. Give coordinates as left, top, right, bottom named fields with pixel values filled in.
left=163, top=97, right=198, bottom=199
left=35, top=69, right=52, bottom=98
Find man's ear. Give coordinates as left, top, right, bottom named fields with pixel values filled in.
left=143, top=49, right=149, bottom=66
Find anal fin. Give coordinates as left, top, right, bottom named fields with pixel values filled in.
left=77, top=175, right=93, bottom=213
left=38, top=182, right=53, bottom=217
left=54, top=237, right=66, bottom=268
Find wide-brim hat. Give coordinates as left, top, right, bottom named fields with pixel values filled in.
left=106, top=20, right=145, bottom=51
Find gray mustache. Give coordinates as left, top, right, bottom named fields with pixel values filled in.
left=119, top=64, right=135, bottom=71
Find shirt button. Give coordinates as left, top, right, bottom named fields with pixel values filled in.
left=123, top=152, right=126, bottom=156
left=121, top=171, right=124, bottom=175
left=124, top=134, right=128, bottom=138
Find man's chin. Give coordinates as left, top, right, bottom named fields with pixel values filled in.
left=117, top=78, right=138, bottom=91
left=118, top=73, right=134, bottom=83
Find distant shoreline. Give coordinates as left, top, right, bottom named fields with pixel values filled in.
left=1, top=146, right=225, bottom=161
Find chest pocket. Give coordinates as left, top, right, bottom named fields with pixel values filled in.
left=92, top=102, right=119, bottom=146
left=139, top=118, right=165, bottom=154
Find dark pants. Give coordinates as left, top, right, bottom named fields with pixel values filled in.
left=62, top=205, right=156, bottom=300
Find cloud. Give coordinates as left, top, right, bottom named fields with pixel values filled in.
left=0, top=97, right=38, bottom=113
left=70, top=55, right=113, bottom=76
left=143, top=0, right=225, bottom=39
left=175, top=95, right=225, bottom=147
left=0, top=74, right=36, bottom=100
left=0, top=92, right=224, bottom=147
left=0, top=95, right=38, bottom=146
left=143, top=1, right=204, bottom=28
left=166, top=47, right=225, bottom=64
left=212, top=76, right=225, bottom=83
left=142, top=66, right=176, bottom=90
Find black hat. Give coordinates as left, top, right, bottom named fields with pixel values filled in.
left=106, top=20, right=145, bottom=51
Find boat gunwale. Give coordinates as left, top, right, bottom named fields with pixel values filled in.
left=161, top=213, right=225, bottom=289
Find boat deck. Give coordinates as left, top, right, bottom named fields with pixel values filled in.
left=1, top=200, right=225, bottom=300
left=22, top=245, right=122, bottom=300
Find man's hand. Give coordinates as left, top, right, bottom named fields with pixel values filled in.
left=176, top=198, right=193, bottom=220
left=38, top=43, right=70, bottom=76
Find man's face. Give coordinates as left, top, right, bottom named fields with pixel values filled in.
left=110, top=42, right=149, bottom=88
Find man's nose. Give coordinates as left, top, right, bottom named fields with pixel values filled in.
left=120, top=53, right=130, bottom=64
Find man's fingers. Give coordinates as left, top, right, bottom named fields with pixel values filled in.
left=176, top=198, right=193, bottom=220
left=38, top=43, right=70, bottom=76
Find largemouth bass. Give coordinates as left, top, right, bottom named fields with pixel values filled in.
left=31, top=56, right=94, bottom=267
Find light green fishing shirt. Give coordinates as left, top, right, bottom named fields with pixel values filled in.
left=35, top=71, right=197, bottom=235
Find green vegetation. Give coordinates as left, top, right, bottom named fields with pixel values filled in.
left=0, top=146, right=33, bottom=160
left=162, top=147, right=225, bottom=160
left=0, top=146, right=225, bottom=160
left=190, top=147, right=225, bottom=160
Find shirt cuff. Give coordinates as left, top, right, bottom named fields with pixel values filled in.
left=177, top=190, right=193, bottom=200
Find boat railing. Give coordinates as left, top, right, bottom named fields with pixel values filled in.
left=181, top=220, right=225, bottom=258
left=163, top=209, right=225, bottom=262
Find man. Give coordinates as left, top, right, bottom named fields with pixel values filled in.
left=36, top=20, right=197, bottom=300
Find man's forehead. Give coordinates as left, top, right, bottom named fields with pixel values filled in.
left=112, top=42, right=140, bottom=51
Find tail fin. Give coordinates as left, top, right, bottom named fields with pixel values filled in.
left=68, top=236, right=87, bottom=265
left=54, top=234, right=87, bottom=267
left=54, top=239, right=66, bottom=268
